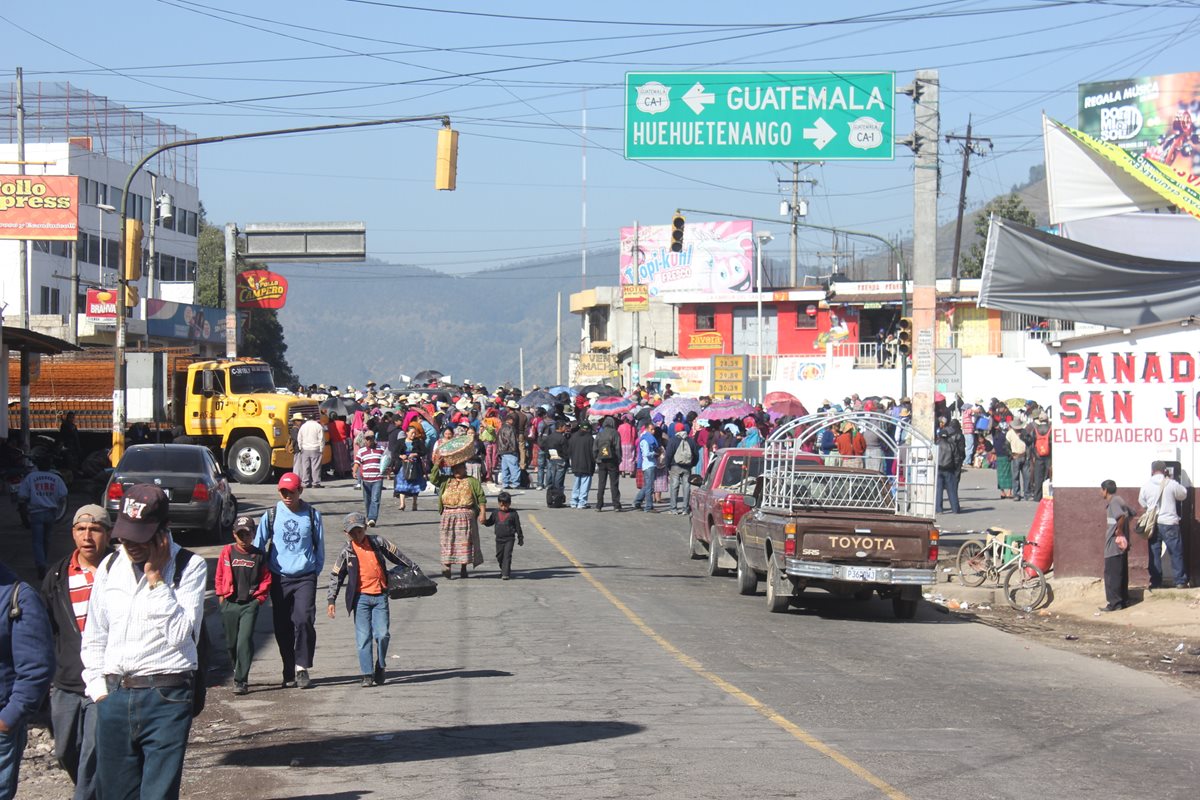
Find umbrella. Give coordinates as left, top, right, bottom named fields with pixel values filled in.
left=634, top=405, right=653, bottom=422
left=934, top=391, right=946, bottom=403
left=519, top=389, right=558, bottom=409
left=319, top=397, right=364, bottom=418
left=574, top=383, right=621, bottom=397
left=656, top=395, right=701, bottom=421
left=590, top=396, right=637, bottom=416
left=642, top=369, right=681, bottom=382
left=547, top=386, right=574, bottom=397
left=763, top=391, right=807, bottom=418
left=412, top=369, right=444, bottom=384
left=699, top=398, right=756, bottom=421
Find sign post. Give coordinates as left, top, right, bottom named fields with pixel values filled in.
left=626, top=72, right=895, bottom=161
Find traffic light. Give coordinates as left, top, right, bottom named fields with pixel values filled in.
left=896, top=316, right=913, bottom=355
left=670, top=213, right=685, bottom=253
left=123, top=219, right=144, bottom=282
left=124, top=284, right=139, bottom=308
left=435, top=126, right=458, bottom=191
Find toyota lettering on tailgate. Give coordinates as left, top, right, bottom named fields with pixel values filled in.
left=826, top=535, right=895, bottom=552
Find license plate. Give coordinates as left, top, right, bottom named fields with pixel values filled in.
left=843, top=566, right=877, bottom=582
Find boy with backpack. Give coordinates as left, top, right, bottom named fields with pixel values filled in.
left=215, top=516, right=271, bottom=696
left=665, top=423, right=699, bottom=515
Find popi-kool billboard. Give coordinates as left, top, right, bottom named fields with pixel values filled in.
left=619, top=219, right=753, bottom=296
left=1079, top=71, right=1200, bottom=179
left=0, top=176, right=79, bottom=240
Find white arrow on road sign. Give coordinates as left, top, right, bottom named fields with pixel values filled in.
left=682, top=83, right=715, bottom=115
left=803, top=117, right=836, bottom=150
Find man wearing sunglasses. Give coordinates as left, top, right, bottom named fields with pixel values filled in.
left=254, top=472, right=325, bottom=690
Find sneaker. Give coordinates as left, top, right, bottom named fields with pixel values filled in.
left=296, top=668, right=311, bottom=689
left=234, top=681, right=248, bottom=695
left=367, top=519, right=376, bottom=527
left=361, top=675, right=374, bottom=688
left=374, top=667, right=386, bottom=686
left=501, top=574, right=511, bottom=581
left=281, top=678, right=297, bottom=689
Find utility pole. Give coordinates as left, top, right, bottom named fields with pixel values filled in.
left=946, top=116, right=992, bottom=295
left=144, top=172, right=157, bottom=350
left=631, top=222, right=641, bottom=389
left=519, top=347, right=525, bottom=392
left=777, top=163, right=816, bottom=288
left=903, top=69, right=939, bottom=442
left=555, top=291, right=562, bottom=385
left=15, top=67, right=30, bottom=449
left=224, top=223, right=239, bottom=359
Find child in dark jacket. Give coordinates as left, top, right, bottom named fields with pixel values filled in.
left=215, top=516, right=272, bottom=695
left=483, top=491, right=523, bottom=580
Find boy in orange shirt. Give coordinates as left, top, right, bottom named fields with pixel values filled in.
left=326, top=513, right=408, bottom=687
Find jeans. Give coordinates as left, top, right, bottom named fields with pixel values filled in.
left=962, top=433, right=975, bottom=468
left=221, top=599, right=260, bottom=683
left=361, top=480, right=382, bottom=523
left=354, top=593, right=390, bottom=675
left=1030, top=454, right=1050, bottom=501
left=1011, top=454, right=1027, bottom=499
left=667, top=465, right=692, bottom=511
left=270, top=572, right=317, bottom=680
left=28, top=507, right=56, bottom=570
left=595, top=462, right=621, bottom=509
left=0, top=723, right=27, bottom=800
left=571, top=474, right=592, bottom=508
left=634, top=465, right=657, bottom=510
left=51, top=688, right=98, bottom=800
left=936, top=469, right=961, bottom=513
left=97, top=682, right=193, bottom=800
left=499, top=453, right=520, bottom=488
left=545, top=460, right=567, bottom=492
left=537, top=449, right=548, bottom=488
left=1148, top=523, right=1190, bottom=587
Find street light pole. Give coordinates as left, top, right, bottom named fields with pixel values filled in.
left=755, top=230, right=773, bottom=403
left=110, top=113, right=451, bottom=465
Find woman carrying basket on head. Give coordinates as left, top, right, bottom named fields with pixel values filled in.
left=430, top=432, right=487, bottom=579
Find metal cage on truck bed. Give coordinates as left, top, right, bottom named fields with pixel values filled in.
left=762, top=411, right=937, bottom=520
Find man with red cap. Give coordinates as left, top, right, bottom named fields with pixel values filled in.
left=80, top=485, right=207, bottom=800
left=254, top=472, right=325, bottom=689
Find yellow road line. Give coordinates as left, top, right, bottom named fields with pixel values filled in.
left=530, top=513, right=910, bottom=800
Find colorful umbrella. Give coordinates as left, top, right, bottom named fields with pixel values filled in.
left=656, top=395, right=701, bottom=421
left=642, top=369, right=681, bottom=381
left=698, top=398, right=756, bottom=421
left=763, top=391, right=807, bottom=418
left=590, top=396, right=637, bottom=416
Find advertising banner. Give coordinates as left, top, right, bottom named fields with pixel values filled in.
left=1078, top=72, right=1200, bottom=180
left=85, top=288, right=118, bottom=320
left=619, top=219, right=753, bottom=296
left=711, top=354, right=748, bottom=398
left=145, top=299, right=231, bottom=344
left=0, top=176, right=79, bottom=240
left=621, top=284, right=649, bottom=312
left=654, top=358, right=710, bottom=396
left=236, top=269, right=289, bottom=309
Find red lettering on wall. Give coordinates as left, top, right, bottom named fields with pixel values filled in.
left=1060, top=391, right=1081, bottom=423
left=1166, top=392, right=1185, bottom=424
left=1085, top=393, right=1107, bottom=423
left=1143, top=353, right=1164, bottom=383
left=1112, top=352, right=1135, bottom=383
left=1171, top=353, right=1195, bottom=383
left=1112, top=391, right=1133, bottom=423
left=1061, top=353, right=1084, bottom=384
left=1084, top=353, right=1105, bottom=383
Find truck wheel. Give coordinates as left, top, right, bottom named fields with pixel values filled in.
left=706, top=526, right=728, bottom=577
left=227, top=437, right=272, bottom=484
left=766, top=555, right=790, bottom=613
left=735, top=540, right=758, bottom=596
left=688, top=527, right=705, bottom=560
left=892, top=595, right=919, bottom=620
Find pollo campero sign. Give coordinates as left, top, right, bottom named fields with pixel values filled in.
left=236, top=269, right=288, bottom=309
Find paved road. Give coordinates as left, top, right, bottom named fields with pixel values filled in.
left=154, top=475, right=1199, bottom=800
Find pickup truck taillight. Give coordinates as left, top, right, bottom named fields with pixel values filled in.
left=784, top=522, right=797, bottom=556
left=192, top=482, right=210, bottom=502
left=107, top=482, right=124, bottom=502
left=928, top=528, right=939, bottom=562
left=722, top=496, right=736, bottom=526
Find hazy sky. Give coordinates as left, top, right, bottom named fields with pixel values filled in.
left=5, top=0, right=1198, bottom=292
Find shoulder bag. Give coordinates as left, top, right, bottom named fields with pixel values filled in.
left=1135, top=481, right=1167, bottom=538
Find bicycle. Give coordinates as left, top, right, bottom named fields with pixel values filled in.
left=956, top=530, right=1048, bottom=611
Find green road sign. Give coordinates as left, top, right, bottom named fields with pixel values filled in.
left=625, top=71, right=895, bottom=161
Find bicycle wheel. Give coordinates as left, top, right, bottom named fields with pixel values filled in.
left=956, top=540, right=989, bottom=587
left=1003, top=561, right=1047, bottom=610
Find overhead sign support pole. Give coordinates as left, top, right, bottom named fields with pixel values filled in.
left=906, top=69, right=939, bottom=441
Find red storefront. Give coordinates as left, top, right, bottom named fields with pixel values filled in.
left=673, top=290, right=859, bottom=359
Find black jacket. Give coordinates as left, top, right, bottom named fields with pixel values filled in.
left=664, top=433, right=699, bottom=469
left=540, top=429, right=568, bottom=461
left=41, top=551, right=110, bottom=693
left=593, top=425, right=621, bottom=464
left=567, top=430, right=596, bottom=475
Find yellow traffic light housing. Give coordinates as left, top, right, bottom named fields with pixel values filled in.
left=435, top=126, right=458, bottom=191
left=123, top=219, right=144, bottom=282
left=124, top=284, right=139, bottom=308
left=670, top=213, right=685, bottom=253
left=897, top=316, right=913, bottom=355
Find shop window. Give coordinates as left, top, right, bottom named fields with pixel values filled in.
left=695, top=304, right=715, bottom=330
left=795, top=304, right=817, bottom=329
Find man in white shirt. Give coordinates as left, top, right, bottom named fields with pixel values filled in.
left=1138, top=461, right=1190, bottom=589
left=81, top=485, right=207, bottom=800
left=296, top=416, right=326, bottom=489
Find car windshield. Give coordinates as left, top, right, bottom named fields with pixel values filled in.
left=119, top=448, right=207, bottom=474
left=719, top=455, right=820, bottom=488
left=228, top=364, right=276, bottom=394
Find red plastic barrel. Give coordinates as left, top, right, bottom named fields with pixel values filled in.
left=1023, top=497, right=1054, bottom=573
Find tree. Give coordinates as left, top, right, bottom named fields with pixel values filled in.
left=195, top=207, right=299, bottom=387
left=959, top=192, right=1037, bottom=279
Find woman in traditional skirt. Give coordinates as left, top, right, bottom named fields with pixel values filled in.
left=481, top=407, right=501, bottom=482
left=430, top=457, right=486, bottom=579
left=328, top=413, right=353, bottom=478
left=618, top=415, right=637, bottom=477
left=652, top=423, right=670, bottom=503
left=992, top=423, right=1013, bottom=499
left=391, top=425, right=427, bottom=511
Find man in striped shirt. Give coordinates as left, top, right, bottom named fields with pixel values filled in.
left=42, top=504, right=112, bottom=800
left=354, top=430, right=386, bottom=527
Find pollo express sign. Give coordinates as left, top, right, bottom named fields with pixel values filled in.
left=0, top=176, right=79, bottom=240
left=236, top=269, right=288, bottom=309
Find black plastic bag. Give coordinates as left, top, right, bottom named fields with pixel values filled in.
left=387, top=562, right=438, bottom=599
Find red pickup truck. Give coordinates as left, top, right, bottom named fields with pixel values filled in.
left=687, top=448, right=822, bottom=578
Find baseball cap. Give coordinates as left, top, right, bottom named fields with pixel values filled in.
left=363, top=430, right=376, bottom=439
left=278, top=472, right=302, bottom=492
left=72, top=504, right=112, bottom=530
left=343, top=512, right=367, bottom=532
left=232, top=515, right=255, bottom=535
left=112, top=485, right=169, bottom=543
